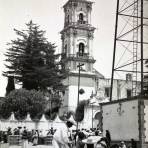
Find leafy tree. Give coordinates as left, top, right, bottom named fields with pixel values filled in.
left=6, top=76, right=15, bottom=96
left=3, top=21, right=67, bottom=93
left=0, top=89, right=47, bottom=120
left=75, top=100, right=89, bottom=122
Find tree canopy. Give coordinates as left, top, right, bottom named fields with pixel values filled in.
left=3, top=21, right=67, bottom=93
left=0, top=89, right=47, bottom=120
left=75, top=100, right=89, bottom=122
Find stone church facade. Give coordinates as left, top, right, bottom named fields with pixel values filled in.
left=59, top=0, right=141, bottom=128
left=60, top=0, right=98, bottom=113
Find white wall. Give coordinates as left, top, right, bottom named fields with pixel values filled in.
left=0, top=114, right=62, bottom=133
left=0, top=120, right=53, bottom=132
left=68, top=85, right=95, bottom=111
left=144, top=100, right=148, bottom=142
left=102, top=100, right=139, bottom=141
left=81, top=105, right=100, bottom=129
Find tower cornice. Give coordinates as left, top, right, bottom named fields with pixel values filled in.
left=60, top=23, right=96, bottom=34
left=62, top=54, right=96, bottom=63
left=69, top=71, right=97, bottom=79
left=63, top=0, right=94, bottom=10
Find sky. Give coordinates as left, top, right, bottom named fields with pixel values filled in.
left=0, top=0, right=117, bottom=97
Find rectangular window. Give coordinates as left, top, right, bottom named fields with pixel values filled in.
left=105, top=87, right=110, bottom=97
left=127, top=89, right=132, bottom=98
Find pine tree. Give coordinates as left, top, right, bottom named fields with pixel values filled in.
left=6, top=76, right=15, bottom=96
left=3, top=21, right=67, bottom=92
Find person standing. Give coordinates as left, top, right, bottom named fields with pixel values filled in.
left=76, top=132, right=85, bottom=148
left=105, top=130, right=111, bottom=147
left=52, top=120, right=75, bottom=148
left=22, top=127, right=28, bottom=148
left=131, top=139, right=137, bottom=148
left=120, top=141, right=127, bottom=148
left=32, top=130, right=38, bottom=146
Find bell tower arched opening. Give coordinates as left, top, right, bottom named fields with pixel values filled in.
left=79, top=13, right=84, bottom=22
left=79, top=42, right=85, bottom=56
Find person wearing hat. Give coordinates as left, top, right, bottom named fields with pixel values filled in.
left=95, top=137, right=108, bottom=148
left=52, top=119, right=75, bottom=148
left=95, top=141, right=107, bottom=148
left=120, top=141, right=127, bottom=148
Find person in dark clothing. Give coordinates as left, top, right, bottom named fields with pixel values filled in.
left=50, top=127, right=54, bottom=135
left=22, top=127, right=28, bottom=148
left=105, top=130, right=111, bottom=147
left=22, top=127, right=28, bottom=140
left=14, top=128, right=20, bottom=135
left=7, top=127, right=12, bottom=136
left=3, top=131, right=8, bottom=143
left=76, top=132, right=85, bottom=148
left=0, top=131, right=2, bottom=142
left=131, top=139, right=137, bottom=148
left=96, top=137, right=108, bottom=148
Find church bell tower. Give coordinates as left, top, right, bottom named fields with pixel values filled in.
left=60, top=0, right=97, bottom=113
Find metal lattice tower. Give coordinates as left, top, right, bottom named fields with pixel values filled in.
left=132, top=0, right=139, bottom=96
left=110, top=0, right=148, bottom=100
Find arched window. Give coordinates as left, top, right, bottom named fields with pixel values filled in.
left=79, top=43, right=85, bottom=56
left=79, top=13, right=84, bottom=21
left=94, top=112, right=102, bottom=130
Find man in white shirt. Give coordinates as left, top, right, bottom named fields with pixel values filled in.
left=52, top=120, right=75, bottom=148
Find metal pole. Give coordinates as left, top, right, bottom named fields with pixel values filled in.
left=139, top=1, right=145, bottom=148
left=110, top=0, right=120, bottom=102
left=140, top=0, right=144, bottom=96
left=76, top=63, right=81, bottom=130
left=92, top=105, right=93, bottom=129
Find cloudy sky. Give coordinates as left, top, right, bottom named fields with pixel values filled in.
left=0, top=0, right=117, bottom=96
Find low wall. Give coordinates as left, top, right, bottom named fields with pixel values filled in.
left=0, top=120, right=52, bottom=132
left=0, top=114, right=66, bottom=132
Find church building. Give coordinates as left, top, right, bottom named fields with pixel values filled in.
left=59, top=0, right=141, bottom=128
left=60, top=0, right=104, bottom=113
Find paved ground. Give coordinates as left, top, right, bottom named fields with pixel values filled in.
left=0, top=143, right=53, bottom=148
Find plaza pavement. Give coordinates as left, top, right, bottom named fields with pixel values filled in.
left=0, top=143, right=76, bottom=148
left=0, top=143, right=53, bottom=148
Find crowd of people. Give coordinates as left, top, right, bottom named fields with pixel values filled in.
left=52, top=120, right=137, bottom=148
left=0, top=121, right=137, bottom=148
left=0, top=126, right=54, bottom=146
